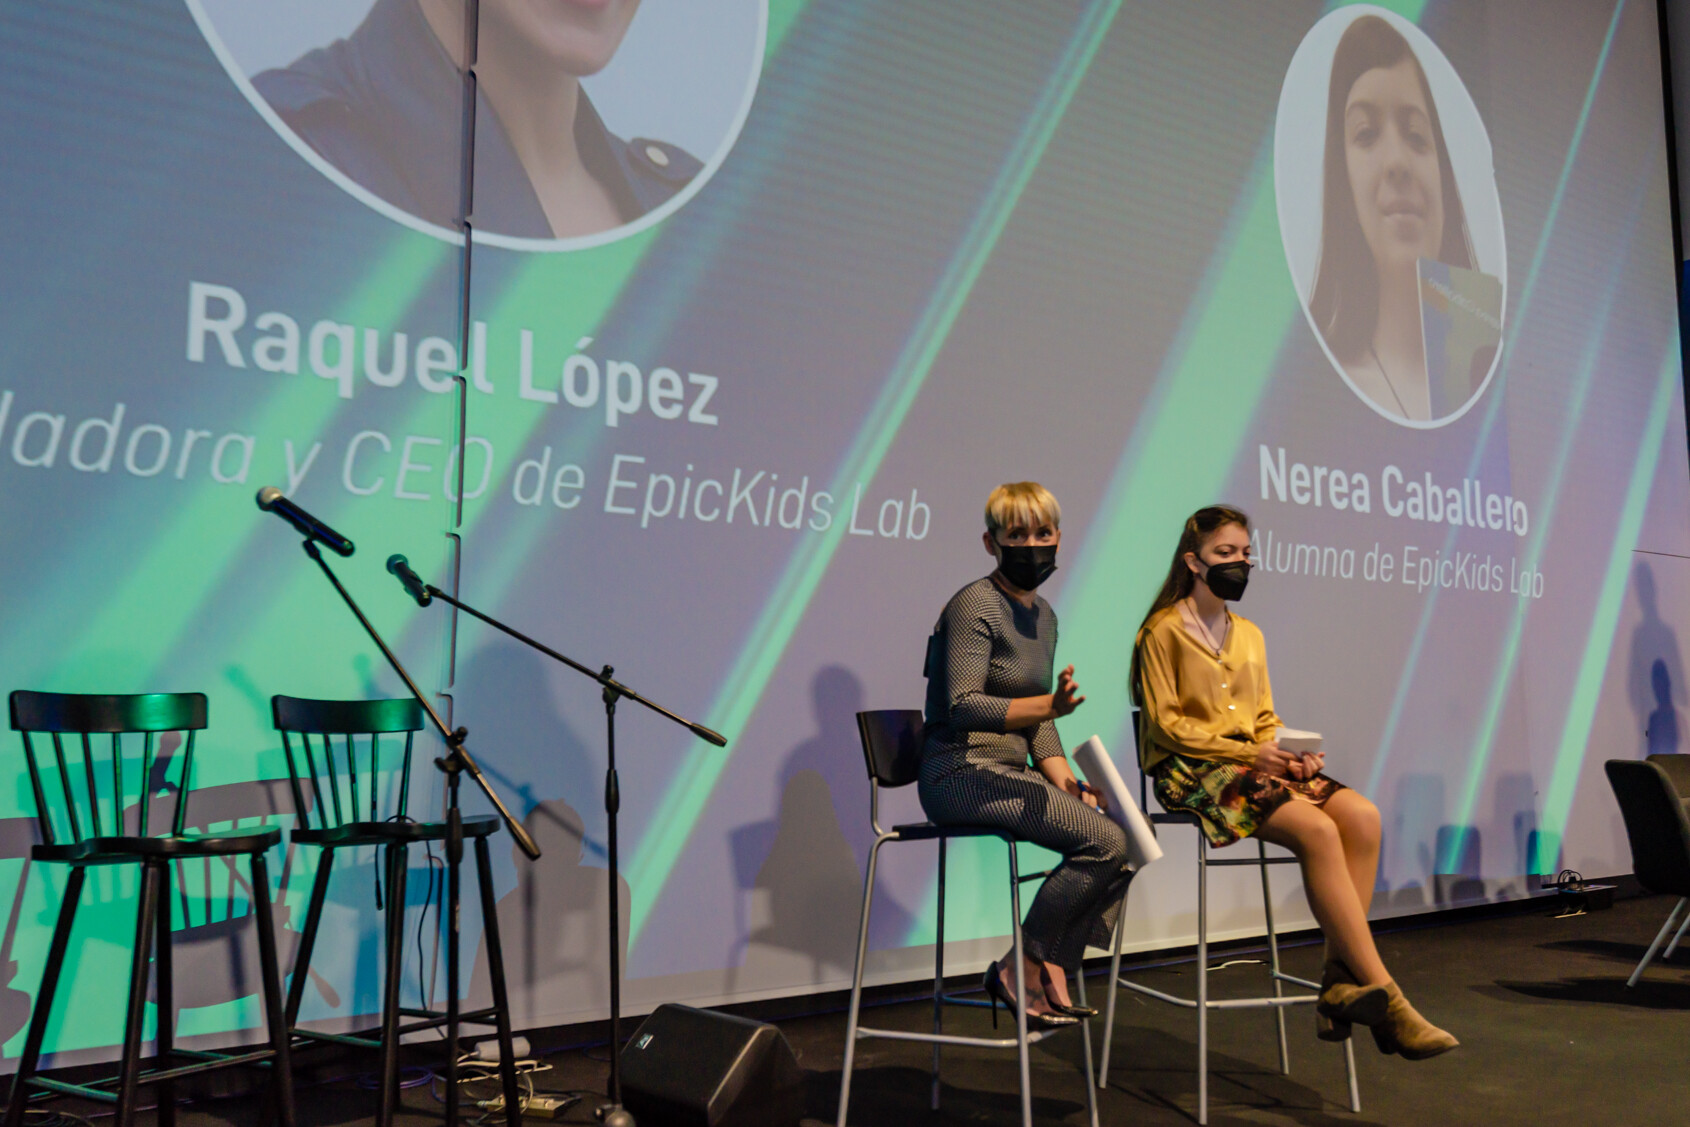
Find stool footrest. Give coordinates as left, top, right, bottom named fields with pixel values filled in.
left=855, top=1024, right=1072, bottom=1049
left=1116, top=976, right=1318, bottom=1010
left=23, top=1047, right=278, bottom=1102
left=1205, top=856, right=1299, bottom=867
left=292, top=1029, right=381, bottom=1051
left=940, top=994, right=992, bottom=1009
left=292, top=1006, right=504, bottom=1053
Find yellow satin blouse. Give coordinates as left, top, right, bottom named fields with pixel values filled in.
left=1135, top=603, right=1282, bottom=772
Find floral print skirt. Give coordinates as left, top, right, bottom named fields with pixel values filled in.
left=1151, top=753, right=1345, bottom=847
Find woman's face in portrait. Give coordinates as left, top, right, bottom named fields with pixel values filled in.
left=1343, top=57, right=1445, bottom=278
left=483, top=0, right=642, bottom=76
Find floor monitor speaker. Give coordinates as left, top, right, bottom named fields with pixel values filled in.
left=620, top=1004, right=803, bottom=1127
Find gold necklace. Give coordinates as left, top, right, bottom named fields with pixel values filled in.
left=1184, top=597, right=1227, bottom=655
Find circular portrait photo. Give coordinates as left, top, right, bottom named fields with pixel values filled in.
left=188, top=0, right=766, bottom=251
left=1275, top=6, right=1506, bottom=429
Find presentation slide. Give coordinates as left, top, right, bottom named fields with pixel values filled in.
left=0, top=0, right=1684, bottom=1058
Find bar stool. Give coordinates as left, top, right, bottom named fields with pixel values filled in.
left=271, top=695, right=521, bottom=1127
left=836, top=710, right=1099, bottom=1127
left=5, top=691, right=296, bottom=1127
left=1095, top=712, right=1359, bottom=1125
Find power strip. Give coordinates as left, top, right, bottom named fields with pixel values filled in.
left=475, top=1094, right=575, bottom=1119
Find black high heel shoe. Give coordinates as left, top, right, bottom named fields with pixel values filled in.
left=982, top=960, right=1079, bottom=1030
left=1039, top=969, right=1098, bottom=1018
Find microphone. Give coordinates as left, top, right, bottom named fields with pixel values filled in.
left=387, top=554, right=432, bottom=607
left=255, top=487, right=355, bottom=557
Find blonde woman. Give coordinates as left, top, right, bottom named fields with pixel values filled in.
left=920, top=482, right=1130, bottom=1027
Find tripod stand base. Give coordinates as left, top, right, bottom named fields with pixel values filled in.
left=596, top=1104, right=636, bottom=1127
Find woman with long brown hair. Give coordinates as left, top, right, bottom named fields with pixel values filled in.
left=1308, top=14, right=1477, bottom=421
left=1132, top=505, right=1457, bottom=1059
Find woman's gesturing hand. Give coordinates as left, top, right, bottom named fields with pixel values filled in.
left=1051, top=665, right=1086, bottom=718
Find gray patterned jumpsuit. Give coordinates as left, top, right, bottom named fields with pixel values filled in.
left=919, top=577, right=1132, bottom=970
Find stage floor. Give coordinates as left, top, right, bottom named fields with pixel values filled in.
left=26, top=890, right=1690, bottom=1125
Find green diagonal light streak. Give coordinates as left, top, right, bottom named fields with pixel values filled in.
left=901, top=0, right=1431, bottom=949
left=1439, top=176, right=1649, bottom=871
left=1055, top=0, right=1429, bottom=774
left=1533, top=346, right=1680, bottom=869
left=0, top=235, right=451, bottom=693
left=623, top=0, right=1127, bottom=949
left=447, top=0, right=820, bottom=608
left=1437, top=2, right=1636, bottom=870
left=1369, top=0, right=1626, bottom=800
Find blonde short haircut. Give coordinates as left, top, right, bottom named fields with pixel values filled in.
left=984, top=482, right=1061, bottom=534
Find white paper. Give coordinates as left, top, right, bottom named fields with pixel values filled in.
left=1275, top=727, right=1323, bottom=753
left=1071, top=735, right=1163, bottom=871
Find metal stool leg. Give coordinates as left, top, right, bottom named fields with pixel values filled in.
left=1007, top=843, right=1032, bottom=1127
left=835, top=835, right=885, bottom=1127
left=155, top=861, right=178, bottom=1127
left=115, top=861, right=163, bottom=1127
left=1343, top=1028, right=1360, bottom=1112
left=474, top=836, right=523, bottom=1127
left=284, top=845, right=336, bottom=1026
left=1630, top=897, right=1687, bottom=987
left=1077, top=968, right=1099, bottom=1127
left=1097, top=890, right=1128, bottom=1088
left=1258, top=842, right=1290, bottom=1075
left=1665, top=902, right=1690, bottom=961
left=7, top=867, right=85, bottom=1127
left=931, top=837, right=946, bottom=1112
left=1197, top=838, right=1209, bottom=1127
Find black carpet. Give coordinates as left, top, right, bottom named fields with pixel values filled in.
left=20, top=892, right=1690, bottom=1125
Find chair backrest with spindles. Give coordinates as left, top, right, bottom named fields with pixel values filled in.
left=271, top=696, right=425, bottom=831
left=9, top=691, right=206, bottom=848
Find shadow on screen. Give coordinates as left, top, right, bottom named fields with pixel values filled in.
left=1629, top=561, right=1684, bottom=757
left=1433, top=825, right=1484, bottom=905
left=127, top=754, right=343, bottom=1018
left=1383, top=773, right=1446, bottom=910
left=455, top=640, right=616, bottom=1025
left=1493, top=772, right=1538, bottom=900
left=469, top=796, right=627, bottom=1025
left=727, top=666, right=914, bottom=991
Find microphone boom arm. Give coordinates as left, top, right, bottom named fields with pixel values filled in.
left=300, top=540, right=539, bottom=859
left=422, top=584, right=727, bottom=747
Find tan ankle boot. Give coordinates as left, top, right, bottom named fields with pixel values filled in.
left=1314, top=960, right=1358, bottom=1041
left=1371, top=980, right=1459, bottom=1060
left=1316, top=959, right=1388, bottom=1034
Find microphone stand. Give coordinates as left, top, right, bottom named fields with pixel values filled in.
left=410, top=577, right=726, bottom=1127
left=295, top=540, right=539, bottom=1126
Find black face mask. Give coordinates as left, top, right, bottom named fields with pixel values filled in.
left=997, top=543, right=1058, bottom=591
left=1202, top=560, right=1251, bottom=601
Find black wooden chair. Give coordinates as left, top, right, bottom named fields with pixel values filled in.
left=1605, top=758, right=1690, bottom=986
left=835, top=710, right=1099, bottom=1127
left=271, top=695, right=520, bottom=1126
left=4, top=691, right=295, bottom=1127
